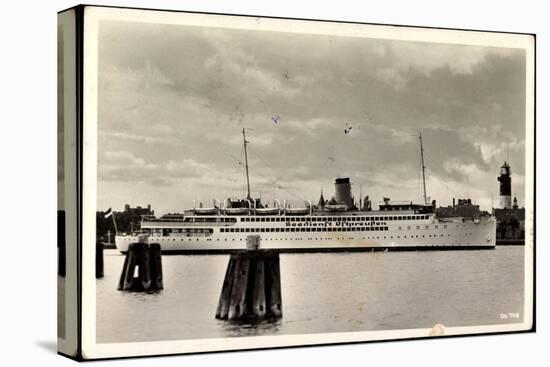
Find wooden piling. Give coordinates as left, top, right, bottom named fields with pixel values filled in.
left=215, top=257, right=236, bottom=320
left=122, top=243, right=139, bottom=290
left=117, top=242, right=163, bottom=292
left=228, top=257, right=252, bottom=320
left=251, top=258, right=267, bottom=318
left=216, top=236, right=282, bottom=321
left=137, top=243, right=151, bottom=290
left=117, top=247, right=130, bottom=290
left=96, top=242, right=104, bottom=278
left=149, top=243, right=163, bottom=290
left=266, top=254, right=282, bottom=318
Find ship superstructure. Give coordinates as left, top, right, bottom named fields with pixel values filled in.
left=114, top=130, right=496, bottom=252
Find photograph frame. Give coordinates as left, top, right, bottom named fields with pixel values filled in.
left=58, top=4, right=536, bottom=360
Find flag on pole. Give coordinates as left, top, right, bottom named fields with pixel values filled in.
left=103, top=208, right=117, bottom=234
left=103, top=208, right=112, bottom=219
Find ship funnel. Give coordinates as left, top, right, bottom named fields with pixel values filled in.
left=334, top=177, right=353, bottom=209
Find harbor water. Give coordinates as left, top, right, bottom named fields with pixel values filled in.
left=96, top=246, right=524, bottom=343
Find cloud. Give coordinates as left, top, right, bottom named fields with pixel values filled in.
left=99, top=151, right=213, bottom=184
left=96, top=20, right=527, bottom=214
left=100, top=130, right=180, bottom=145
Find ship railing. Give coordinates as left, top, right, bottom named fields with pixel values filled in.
left=117, top=229, right=149, bottom=237
left=246, top=199, right=254, bottom=215
left=171, top=197, right=318, bottom=217
left=214, top=199, right=222, bottom=214
left=437, top=216, right=478, bottom=223
left=273, top=199, right=282, bottom=215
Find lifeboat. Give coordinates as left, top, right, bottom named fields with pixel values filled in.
left=224, top=207, right=250, bottom=215
left=255, top=207, right=280, bottom=215
left=324, top=204, right=348, bottom=212
left=284, top=207, right=309, bottom=215
left=193, top=207, right=218, bottom=215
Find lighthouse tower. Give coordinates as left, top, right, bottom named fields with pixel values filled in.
left=497, top=161, right=512, bottom=209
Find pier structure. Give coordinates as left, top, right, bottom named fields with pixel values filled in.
left=96, top=242, right=104, bottom=278
left=117, top=236, right=163, bottom=292
left=215, top=235, right=282, bottom=321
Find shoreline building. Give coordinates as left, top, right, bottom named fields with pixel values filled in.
left=494, top=162, right=525, bottom=242
left=497, top=161, right=512, bottom=209
left=436, top=198, right=482, bottom=219
left=117, top=204, right=155, bottom=234
left=96, top=204, right=155, bottom=242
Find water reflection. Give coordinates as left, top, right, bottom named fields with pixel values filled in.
left=217, top=317, right=282, bottom=337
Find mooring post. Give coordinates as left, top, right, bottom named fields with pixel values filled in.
left=215, top=257, right=236, bottom=320
left=266, top=253, right=282, bottom=317
left=149, top=243, right=163, bottom=290
left=117, top=246, right=131, bottom=290
left=215, top=235, right=282, bottom=321
left=227, top=256, right=251, bottom=320
left=117, top=237, right=163, bottom=292
left=137, top=243, right=151, bottom=290
left=121, top=243, right=139, bottom=290
left=96, top=242, right=104, bottom=278
left=251, top=258, right=267, bottom=318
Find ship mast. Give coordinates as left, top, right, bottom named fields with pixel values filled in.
left=243, top=128, right=251, bottom=200
left=419, top=132, right=428, bottom=206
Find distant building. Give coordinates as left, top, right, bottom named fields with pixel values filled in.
left=122, top=204, right=154, bottom=217
left=498, top=161, right=512, bottom=209
left=494, top=197, right=525, bottom=241
left=117, top=204, right=154, bottom=233
left=495, top=162, right=525, bottom=242
left=96, top=204, right=155, bottom=241
left=436, top=198, right=481, bottom=218
left=379, top=197, right=434, bottom=213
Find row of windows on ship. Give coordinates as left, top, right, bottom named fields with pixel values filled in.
left=167, top=214, right=432, bottom=224
left=144, top=227, right=389, bottom=234
left=220, top=227, right=390, bottom=233
left=240, top=214, right=431, bottom=223
left=219, top=223, right=456, bottom=233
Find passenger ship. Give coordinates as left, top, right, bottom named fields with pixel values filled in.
left=114, top=130, right=496, bottom=253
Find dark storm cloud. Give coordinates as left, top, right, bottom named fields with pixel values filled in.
left=97, top=20, right=527, bottom=213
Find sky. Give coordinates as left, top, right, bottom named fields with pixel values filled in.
left=97, top=19, right=527, bottom=215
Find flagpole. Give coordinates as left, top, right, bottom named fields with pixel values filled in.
left=111, top=211, right=118, bottom=234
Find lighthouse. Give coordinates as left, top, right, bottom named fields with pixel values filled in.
left=497, top=161, right=512, bottom=209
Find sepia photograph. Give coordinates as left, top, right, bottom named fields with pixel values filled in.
left=73, top=6, right=534, bottom=357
